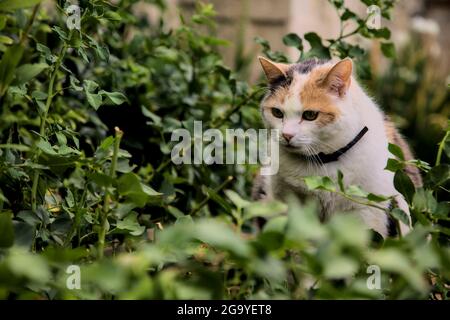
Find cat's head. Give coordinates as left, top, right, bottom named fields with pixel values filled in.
left=259, top=57, right=358, bottom=157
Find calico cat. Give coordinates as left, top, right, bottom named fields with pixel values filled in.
left=253, top=56, right=422, bottom=237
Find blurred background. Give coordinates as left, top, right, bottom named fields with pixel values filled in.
left=134, top=0, right=450, bottom=164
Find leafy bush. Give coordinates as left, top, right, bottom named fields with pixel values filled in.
left=0, top=0, right=448, bottom=300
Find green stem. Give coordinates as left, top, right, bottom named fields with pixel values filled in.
left=336, top=191, right=403, bottom=238
left=335, top=189, right=390, bottom=213
left=189, top=176, right=234, bottom=216
left=19, top=4, right=40, bottom=45
left=435, top=129, right=450, bottom=166
left=31, top=42, right=69, bottom=212
left=63, top=184, right=88, bottom=248
left=31, top=28, right=74, bottom=210
left=98, top=127, right=123, bottom=259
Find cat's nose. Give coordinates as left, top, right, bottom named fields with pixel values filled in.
left=282, top=132, right=294, bottom=142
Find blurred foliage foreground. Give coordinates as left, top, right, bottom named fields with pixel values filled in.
left=0, top=0, right=449, bottom=299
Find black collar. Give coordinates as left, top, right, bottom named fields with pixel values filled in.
left=304, top=126, right=369, bottom=164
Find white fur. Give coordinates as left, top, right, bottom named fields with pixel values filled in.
left=261, top=65, right=411, bottom=237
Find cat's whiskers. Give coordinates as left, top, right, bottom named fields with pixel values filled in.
left=308, top=143, right=336, bottom=213
left=306, top=144, right=324, bottom=175
left=309, top=144, right=329, bottom=177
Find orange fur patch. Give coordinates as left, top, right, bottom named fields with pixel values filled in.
left=263, top=86, right=290, bottom=107
left=299, top=66, right=341, bottom=127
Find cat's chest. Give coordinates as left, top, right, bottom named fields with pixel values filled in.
left=276, top=156, right=362, bottom=190
left=272, top=156, right=366, bottom=210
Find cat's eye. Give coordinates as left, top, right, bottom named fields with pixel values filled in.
left=271, top=108, right=284, bottom=119
left=302, top=110, right=319, bottom=121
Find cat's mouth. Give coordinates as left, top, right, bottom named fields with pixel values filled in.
left=281, top=142, right=306, bottom=154
left=280, top=140, right=320, bottom=157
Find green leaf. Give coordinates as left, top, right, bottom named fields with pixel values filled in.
left=385, top=158, right=404, bottom=172
left=194, top=219, right=251, bottom=258
left=250, top=256, right=286, bottom=283
left=56, top=132, right=67, bottom=146
left=372, top=27, right=391, bottom=40
left=262, top=215, right=288, bottom=234
left=337, top=170, right=345, bottom=191
left=369, top=248, right=428, bottom=292
left=0, top=143, right=30, bottom=152
left=65, top=189, right=75, bottom=208
left=0, top=0, right=43, bottom=11
left=86, top=92, right=102, bottom=110
left=302, top=32, right=331, bottom=59
left=0, top=210, right=14, bottom=248
left=286, top=199, right=327, bottom=242
left=154, top=46, right=178, bottom=62
left=214, top=65, right=231, bottom=79
left=32, top=90, right=48, bottom=100
left=118, top=172, right=162, bottom=207
left=202, top=186, right=232, bottom=213
left=70, top=75, right=83, bottom=91
left=243, top=200, right=287, bottom=221
left=323, top=256, right=358, bottom=279
left=13, top=63, right=48, bottom=85
left=381, top=42, right=396, bottom=58
left=83, top=80, right=103, bottom=110
left=367, top=193, right=390, bottom=202
left=89, top=172, right=114, bottom=188
left=0, top=44, right=24, bottom=96
left=282, top=33, right=303, bottom=51
left=0, top=35, right=12, bottom=44
left=304, top=176, right=336, bottom=192
left=36, top=139, right=57, bottom=155
left=83, top=79, right=99, bottom=92
left=99, top=90, right=127, bottom=105
left=388, top=143, right=405, bottom=160
left=224, top=189, right=250, bottom=209
left=36, top=43, right=56, bottom=63
left=394, top=170, right=415, bottom=204
left=424, top=164, right=450, bottom=189
left=116, top=213, right=145, bottom=236
left=341, top=9, right=356, bottom=21
left=432, top=202, right=450, bottom=220
left=90, top=40, right=110, bottom=62
left=345, top=185, right=368, bottom=198
left=390, top=208, right=410, bottom=226
left=0, top=16, right=5, bottom=31
left=167, top=205, right=185, bottom=219
left=13, top=221, right=34, bottom=248
left=412, top=188, right=437, bottom=214
left=254, top=36, right=271, bottom=52
left=329, top=214, right=369, bottom=248
left=104, top=11, right=122, bottom=21
left=52, top=26, right=68, bottom=41
left=7, top=248, right=51, bottom=284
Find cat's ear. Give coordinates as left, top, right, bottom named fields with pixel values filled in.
left=258, top=56, right=289, bottom=83
left=322, top=58, right=352, bottom=96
